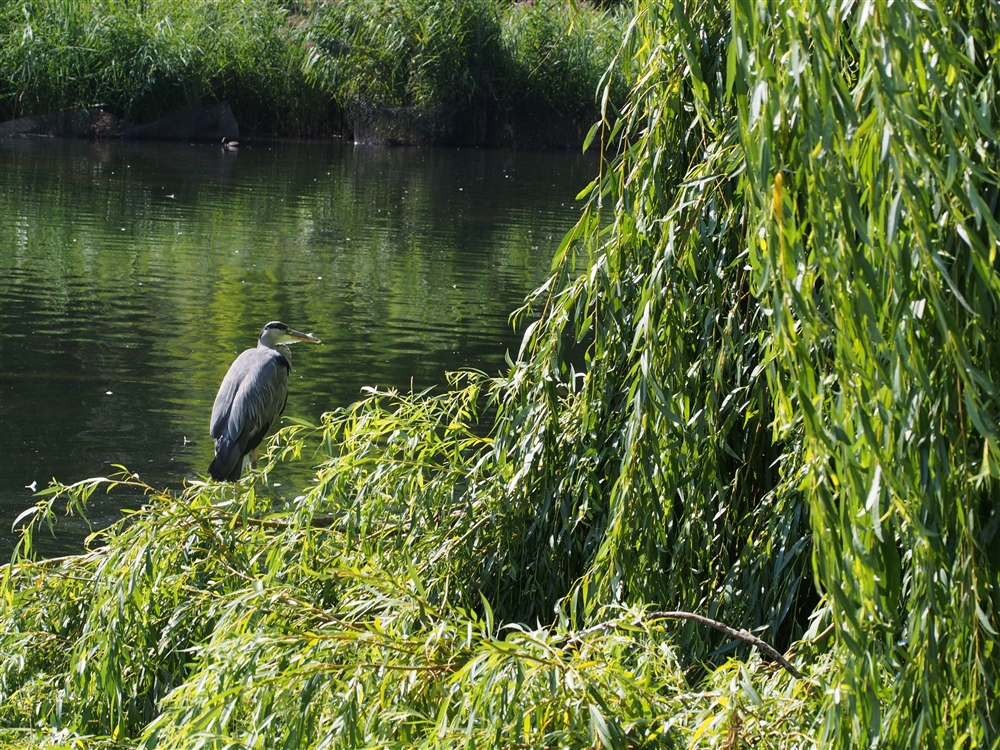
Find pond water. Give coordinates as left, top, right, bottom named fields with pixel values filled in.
left=0, top=137, right=595, bottom=558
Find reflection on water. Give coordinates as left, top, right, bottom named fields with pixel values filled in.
left=0, top=137, right=595, bottom=557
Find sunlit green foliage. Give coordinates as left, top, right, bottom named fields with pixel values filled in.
left=1, top=444, right=818, bottom=747
left=3, top=0, right=999, bottom=746
left=733, top=0, right=1000, bottom=743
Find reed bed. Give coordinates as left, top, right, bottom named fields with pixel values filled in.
left=0, top=0, right=328, bottom=133
left=1, top=0, right=626, bottom=142
left=302, top=0, right=629, bottom=144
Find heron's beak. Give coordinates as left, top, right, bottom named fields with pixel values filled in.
left=287, top=328, right=322, bottom=344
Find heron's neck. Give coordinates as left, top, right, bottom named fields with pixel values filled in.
left=258, top=340, right=292, bottom=366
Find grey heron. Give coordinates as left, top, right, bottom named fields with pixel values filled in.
left=209, top=321, right=321, bottom=481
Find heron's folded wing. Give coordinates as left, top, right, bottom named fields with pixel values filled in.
left=227, top=350, right=290, bottom=448
left=210, top=349, right=257, bottom=439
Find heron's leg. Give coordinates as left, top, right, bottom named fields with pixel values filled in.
left=250, top=446, right=259, bottom=469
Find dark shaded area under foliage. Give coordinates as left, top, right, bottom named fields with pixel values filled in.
left=0, top=102, right=239, bottom=142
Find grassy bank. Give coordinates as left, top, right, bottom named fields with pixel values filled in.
left=0, top=0, right=627, bottom=145
left=3, top=0, right=1000, bottom=747
left=0, top=0, right=328, bottom=135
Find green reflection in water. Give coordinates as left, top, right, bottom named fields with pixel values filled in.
left=0, top=138, right=595, bottom=556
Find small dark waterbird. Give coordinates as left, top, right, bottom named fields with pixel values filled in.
left=209, top=321, right=321, bottom=481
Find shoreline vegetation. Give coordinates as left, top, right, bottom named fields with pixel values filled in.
left=2, top=0, right=999, bottom=747
left=0, top=0, right=629, bottom=148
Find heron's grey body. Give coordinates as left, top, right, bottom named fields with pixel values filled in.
left=209, top=321, right=320, bottom=481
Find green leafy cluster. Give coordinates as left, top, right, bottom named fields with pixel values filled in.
left=0, top=407, right=820, bottom=748
left=735, top=0, right=1000, bottom=742
left=3, top=0, right=1000, bottom=746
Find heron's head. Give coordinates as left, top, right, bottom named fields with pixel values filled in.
left=258, top=321, right=322, bottom=348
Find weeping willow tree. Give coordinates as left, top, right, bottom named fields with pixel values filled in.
left=2, top=0, right=998, bottom=747
left=735, top=0, right=1000, bottom=743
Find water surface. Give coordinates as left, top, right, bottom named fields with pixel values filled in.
left=0, top=137, right=594, bottom=557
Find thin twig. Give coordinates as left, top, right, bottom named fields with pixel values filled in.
left=238, top=515, right=340, bottom=529
left=645, top=610, right=804, bottom=679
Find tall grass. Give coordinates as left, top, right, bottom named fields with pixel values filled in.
left=1, top=0, right=626, bottom=142
left=501, top=0, right=628, bottom=119
left=304, top=0, right=500, bottom=109
left=0, top=0, right=328, bottom=133
left=303, top=0, right=628, bottom=144
left=2, top=0, right=999, bottom=746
